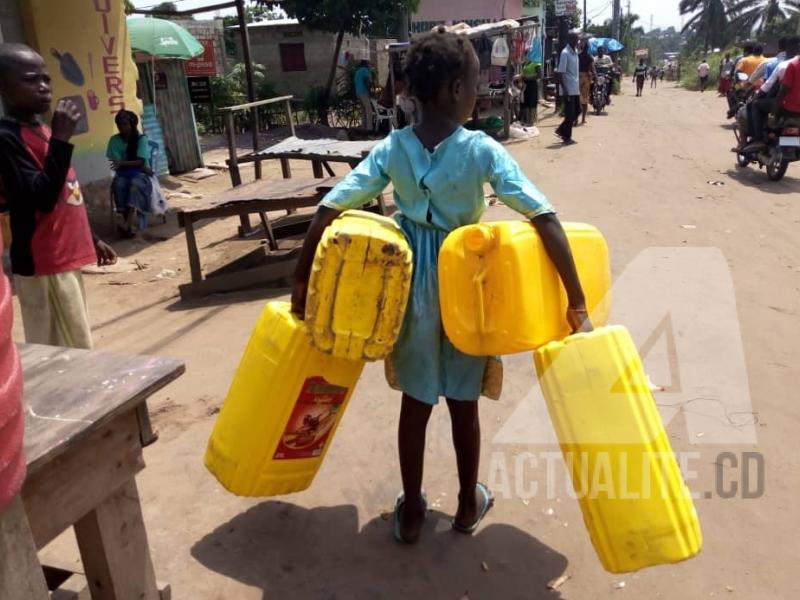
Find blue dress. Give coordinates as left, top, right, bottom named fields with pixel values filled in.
left=321, top=127, right=554, bottom=405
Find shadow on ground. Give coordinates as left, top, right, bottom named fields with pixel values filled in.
left=724, top=166, right=800, bottom=193
left=191, top=502, right=569, bottom=599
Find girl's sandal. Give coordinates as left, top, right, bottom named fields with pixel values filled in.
left=393, top=492, right=428, bottom=544
left=452, top=482, right=494, bottom=535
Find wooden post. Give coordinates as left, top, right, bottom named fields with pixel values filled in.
left=74, top=479, right=159, bottom=600
left=224, top=108, right=252, bottom=235
left=0, top=497, right=50, bottom=600
left=252, top=107, right=262, bottom=181
left=224, top=111, right=241, bottom=187
left=280, top=158, right=292, bottom=179
left=235, top=0, right=261, bottom=180
left=183, top=218, right=203, bottom=283
left=284, top=98, right=296, bottom=138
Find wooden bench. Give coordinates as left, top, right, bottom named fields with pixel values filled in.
left=176, top=177, right=390, bottom=300
left=0, top=344, right=185, bottom=600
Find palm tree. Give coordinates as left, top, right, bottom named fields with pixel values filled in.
left=680, top=0, right=733, bottom=51
left=726, top=0, right=800, bottom=36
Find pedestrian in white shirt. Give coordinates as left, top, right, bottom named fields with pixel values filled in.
left=698, top=59, right=711, bottom=92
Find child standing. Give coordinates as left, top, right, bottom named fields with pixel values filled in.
left=292, top=31, right=591, bottom=544
left=0, top=43, right=116, bottom=349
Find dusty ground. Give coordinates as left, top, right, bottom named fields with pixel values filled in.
left=14, top=79, right=800, bottom=599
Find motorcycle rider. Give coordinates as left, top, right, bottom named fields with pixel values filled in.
left=741, top=36, right=800, bottom=153
left=728, top=41, right=755, bottom=117
left=595, top=46, right=614, bottom=104
left=749, top=36, right=790, bottom=88
left=775, top=52, right=800, bottom=121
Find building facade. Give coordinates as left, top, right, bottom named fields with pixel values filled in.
left=1, top=0, right=142, bottom=217
left=235, top=20, right=392, bottom=99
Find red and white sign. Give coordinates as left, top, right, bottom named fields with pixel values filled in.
left=555, top=0, right=578, bottom=16
left=186, top=39, right=217, bottom=77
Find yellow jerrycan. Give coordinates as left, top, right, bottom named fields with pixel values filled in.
left=205, top=302, right=364, bottom=497
left=534, top=326, right=703, bottom=573
left=438, top=221, right=611, bottom=356
left=305, top=209, right=413, bottom=361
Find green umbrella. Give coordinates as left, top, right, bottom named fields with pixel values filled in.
left=127, top=17, right=204, bottom=59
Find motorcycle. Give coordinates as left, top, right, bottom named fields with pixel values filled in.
left=735, top=115, right=800, bottom=181
left=592, top=72, right=610, bottom=115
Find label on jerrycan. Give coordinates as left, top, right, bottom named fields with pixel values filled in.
left=273, top=377, right=349, bottom=460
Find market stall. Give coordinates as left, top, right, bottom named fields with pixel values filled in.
left=386, top=19, right=543, bottom=140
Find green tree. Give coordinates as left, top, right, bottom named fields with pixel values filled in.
left=257, top=0, right=420, bottom=120
left=761, top=11, right=800, bottom=36
left=124, top=0, right=135, bottom=14
left=534, top=0, right=581, bottom=29
left=726, top=0, right=800, bottom=37
left=640, top=26, right=684, bottom=63
left=151, top=2, right=178, bottom=15
left=223, top=5, right=272, bottom=56
left=680, top=0, right=732, bottom=51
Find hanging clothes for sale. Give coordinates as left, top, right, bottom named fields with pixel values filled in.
left=528, top=36, right=544, bottom=65
left=512, top=31, right=526, bottom=64
left=474, top=35, right=493, bottom=70
left=489, top=65, right=504, bottom=87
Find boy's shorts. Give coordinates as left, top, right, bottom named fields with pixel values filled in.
left=14, top=269, right=93, bottom=349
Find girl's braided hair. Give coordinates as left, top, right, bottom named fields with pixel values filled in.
left=114, top=110, right=142, bottom=163
left=404, top=28, right=475, bottom=103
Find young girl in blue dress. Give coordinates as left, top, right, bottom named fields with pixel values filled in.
left=293, top=29, right=592, bottom=544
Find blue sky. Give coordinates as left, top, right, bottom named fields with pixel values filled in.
left=584, top=0, right=682, bottom=31
left=132, top=0, right=684, bottom=31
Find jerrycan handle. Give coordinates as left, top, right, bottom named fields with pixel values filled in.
left=473, top=267, right=489, bottom=333
left=464, top=225, right=497, bottom=335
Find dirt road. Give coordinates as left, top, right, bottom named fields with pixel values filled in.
left=21, top=79, right=800, bottom=599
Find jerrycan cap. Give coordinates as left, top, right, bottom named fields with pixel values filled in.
left=464, top=224, right=497, bottom=253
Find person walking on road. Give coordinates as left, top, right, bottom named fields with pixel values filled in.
left=634, top=59, right=647, bottom=96
left=697, top=58, right=711, bottom=92
left=578, top=41, right=595, bottom=125
left=650, top=65, right=659, bottom=88
left=354, top=60, right=373, bottom=131
left=555, top=31, right=580, bottom=145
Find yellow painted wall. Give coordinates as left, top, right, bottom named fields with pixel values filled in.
left=21, top=0, right=141, bottom=183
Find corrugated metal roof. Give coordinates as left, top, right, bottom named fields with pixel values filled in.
left=227, top=18, right=300, bottom=29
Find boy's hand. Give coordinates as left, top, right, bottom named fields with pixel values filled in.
left=110, top=160, right=121, bottom=171
left=51, top=99, right=81, bottom=142
left=567, top=306, right=593, bottom=334
left=94, top=240, right=117, bottom=267
left=291, top=281, right=308, bottom=319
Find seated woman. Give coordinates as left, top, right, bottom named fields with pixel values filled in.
left=106, top=110, right=153, bottom=237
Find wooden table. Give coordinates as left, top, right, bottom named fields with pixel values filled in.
left=0, top=344, right=185, bottom=600
left=175, top=177, right=340, bottom=301
left=227, top=136, right=378, bottom=188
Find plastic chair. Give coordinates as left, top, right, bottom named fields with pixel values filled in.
left=108, top=141, right=167, bottom=234
left=371, top=99, right=395, bottom=132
